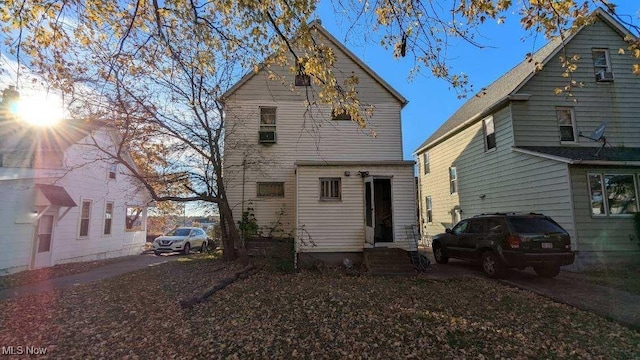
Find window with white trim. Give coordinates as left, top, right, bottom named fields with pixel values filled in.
left=260, top=107, right=276, bottom=131
left=556, top=107, right=577, bottom=143
left=588, top=173, right=638, bottom=216
left=426, top=196, right=433, bottom=223
left=79, top=200, right=92, bottom=237
left=592, top=48, right=611, bottom=74
left=483, top=116, right=496, bottom=151
left=423, top=152, right=430, bottom=174
left=108, top=164, right=117, bottom=179
left=257, top=182, right=285, bottom=197
left=320, top=178, right=341, bottom=200
left=104, top=202, right=114, bottom=235
left=125, top=206, right=144, bottom=232
left=449, top=167, right=458, bottom=194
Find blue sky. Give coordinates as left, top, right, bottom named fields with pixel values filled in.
left=312, top=2, right=639, bottom=160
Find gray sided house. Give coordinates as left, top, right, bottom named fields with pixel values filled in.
left=222, top=22, right=416, bottom=266
left=414, top=9, right=640, bottom=269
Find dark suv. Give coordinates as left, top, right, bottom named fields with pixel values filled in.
left=431, top=213, right=575, bottom=278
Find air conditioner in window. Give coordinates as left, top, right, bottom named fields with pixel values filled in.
left=596, top=70, right=614, bottom=82
left=258, top=130, right=277, bottom=143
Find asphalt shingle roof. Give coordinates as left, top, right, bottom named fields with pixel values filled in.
left=415, top=36, right=564, bottom=153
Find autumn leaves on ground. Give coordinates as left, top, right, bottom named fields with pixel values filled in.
left=0, top=255, right=638, bottom=359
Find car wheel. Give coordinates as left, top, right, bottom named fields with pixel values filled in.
left=200, top=241, right=208, bottom=253
left=533, top=265, right=560, bottom=278
left=433, top=244, right=449, bottom=264
left=154, top=251, right=161, bottom=256
left=182, top=242, right=191, bottom=255
left=481, top=251, right=504, bottom=279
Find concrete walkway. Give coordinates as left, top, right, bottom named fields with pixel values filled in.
left=0, top=254, right=183, bottom=301
left=423, top=255, right=640, bottom=330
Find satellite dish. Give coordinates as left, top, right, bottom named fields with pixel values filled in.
left=589, top=121, right=607, bottom=142
left=578, top=121, right=608, bottom=157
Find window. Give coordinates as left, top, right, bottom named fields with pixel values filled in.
left=592, top=48, right=611, bottom=74
left=426, top=196, right=433, bottom=223
left=108, top=164, right=117, bottom=179
left=320, top=178, right=341, bottom=200
left=257, top=182, right=285, bottom=197
left=104, top=202, right=114, bottom=235
left=295, top=73, right=311, bottom=86
left=449, top=167, right=458, bottom=194
left=556, top=107, right=577, bottom=142
left=0, top=154, right=3, bottom=167
left=331, top=107, right=351, bottom=121
left=468, top=219, right=485, bottom=234
left=423, top=152, right=430, bottom=174
left=452, top=220, right=468, bottom=235
left=483, top=116, right=496, bottom=151
left=259, top=107, right=277, bottom=143
left=125, top=206, right=144, bottom=232
left=588, top=173, right=638, bottom=216
left=79, top=200, right=92, bottom=237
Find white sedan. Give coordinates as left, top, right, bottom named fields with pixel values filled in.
left=152, top=227, right=208, bottom=255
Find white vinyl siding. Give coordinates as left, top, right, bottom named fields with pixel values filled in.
left=512, top=20, right=640, bottom=148
left=297, top=164, right=415, bottom=253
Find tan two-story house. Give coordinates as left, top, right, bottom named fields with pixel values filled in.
left=414, top=9, right=640, bottom=269
left=222, top=22, right=416, bottom=266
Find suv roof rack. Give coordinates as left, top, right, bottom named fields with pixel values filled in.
left=473, top=212, right=545, bottom=217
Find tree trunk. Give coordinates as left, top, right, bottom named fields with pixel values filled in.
left=219, top=198, right=248, bottom=264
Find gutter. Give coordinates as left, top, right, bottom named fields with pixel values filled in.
left=512, top=147, right=640, bottom=166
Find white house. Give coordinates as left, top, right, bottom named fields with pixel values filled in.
left=222, top=22, right=416, bottom=266
left=0, top=112, right=152, bottom=274
left=414, top=9, right=640, bottom=269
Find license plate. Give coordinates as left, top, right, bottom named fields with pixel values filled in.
left=541, top=242, right=553, bottom=249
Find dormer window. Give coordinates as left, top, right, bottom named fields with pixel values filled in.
left=295, top=74, right=310, bottom=86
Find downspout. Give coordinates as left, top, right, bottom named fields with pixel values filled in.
left=294, top=165, right=299, bottom=270
left=241, top=157, right=246, bottom=244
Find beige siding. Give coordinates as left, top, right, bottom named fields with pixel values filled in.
left=513, top=20, right=640, bottom=148
left=227, top=31, right=400, bottom=105
left=569, top=166, right=639, bottom=253
left=224, top=101, right=403, bottom=235
left=296, top=164, right=415, bottom=252
left=418, top=106, right=576, bottom=242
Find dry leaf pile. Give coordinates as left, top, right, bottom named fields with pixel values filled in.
left=0, top=257, right=638, bottom=359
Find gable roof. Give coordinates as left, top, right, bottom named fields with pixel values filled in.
left=414, top=8, right=633, bottom=154
left=222, top=21, right=408, bottom=107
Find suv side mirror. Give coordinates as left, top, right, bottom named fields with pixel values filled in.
left=445, top=228, right=453, bottom=234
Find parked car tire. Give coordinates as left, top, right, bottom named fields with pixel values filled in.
left=533, top=265, right=560, bottom=278
left=481, top=251, right=504, bottom=279
left=433, top=243, right=449, bottom=264
left=154, top=251, right=161, bottom=256
left=182, top=242, right=191, bottom=255
left=200, top=241, right=208, bottom=253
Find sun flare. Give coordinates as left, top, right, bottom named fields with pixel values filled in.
left=11, top=93, right=65, bottom=127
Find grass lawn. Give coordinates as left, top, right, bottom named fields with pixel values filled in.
left=581, top=264, right=640, bottom=295
left=0, top=256, right=638, bottom=358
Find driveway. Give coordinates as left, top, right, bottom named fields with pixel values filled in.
left=423, top=254, right=640, bottom=330
left=0, top=254, right=186, bottom=301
